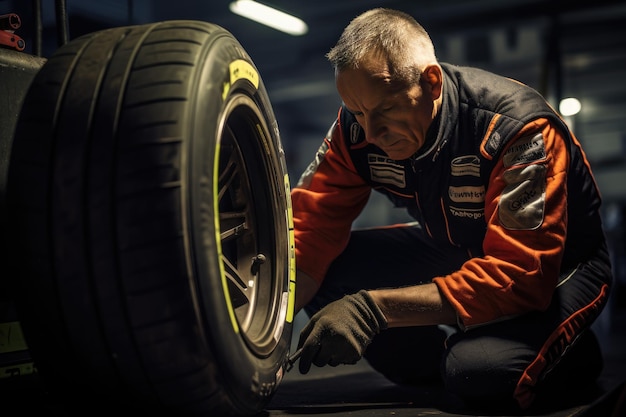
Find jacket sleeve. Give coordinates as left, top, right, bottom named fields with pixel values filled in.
left=433, top=118, right=569, bottom=329
left=291, top=110, right=372, bottom=285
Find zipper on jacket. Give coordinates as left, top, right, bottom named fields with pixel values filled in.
left=432, top=138, right=448, bottom=162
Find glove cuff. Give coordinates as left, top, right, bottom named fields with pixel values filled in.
left=356, top=289, right=388, bottom=332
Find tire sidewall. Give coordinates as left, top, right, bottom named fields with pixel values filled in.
left=189, top=31, right=293, bottom=409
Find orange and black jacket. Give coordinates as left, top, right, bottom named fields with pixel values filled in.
left=292, top=63, right=608, bottom=328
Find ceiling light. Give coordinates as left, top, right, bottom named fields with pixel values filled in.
left=229, top=0, right=308, bottom=36
left=559, top=97, right=581, bottom=116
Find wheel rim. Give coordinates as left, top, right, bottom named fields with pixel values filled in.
left=216, top=94, right=287, bottom=356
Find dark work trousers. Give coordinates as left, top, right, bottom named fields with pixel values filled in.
left=304, top=222, right=612, bottom=411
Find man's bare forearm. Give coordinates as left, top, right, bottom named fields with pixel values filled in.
left=368, top=283, right=457, bottom=327
left=295, top=270, right=320, bottom=313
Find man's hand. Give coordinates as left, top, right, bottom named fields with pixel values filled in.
left=297, top=290, right=388, bottom=373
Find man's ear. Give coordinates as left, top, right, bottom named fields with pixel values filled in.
left=422, top=64, right=443, bottom=100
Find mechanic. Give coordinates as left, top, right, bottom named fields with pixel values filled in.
left=291, top=7, right=613, bottom=412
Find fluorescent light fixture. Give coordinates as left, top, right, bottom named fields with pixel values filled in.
left=559, top=97, right=581, bottom=116
left=229, top=0, right=308, bottom=36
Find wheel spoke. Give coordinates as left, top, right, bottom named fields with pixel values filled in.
left=218, top=150, right=238, bottom=202
left=222, top=254, right=251, bottom=308
left=217, top=125, right=259, bottom=327
left=220, top=212, right=247, bottom=242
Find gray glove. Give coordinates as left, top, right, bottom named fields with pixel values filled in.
left=297, top=290, right=388, bottom=374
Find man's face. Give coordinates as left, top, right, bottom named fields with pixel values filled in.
left=336, top=60, right=438, bottom=160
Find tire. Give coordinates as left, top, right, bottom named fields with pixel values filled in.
left=6, top=20, right=296, bottom=416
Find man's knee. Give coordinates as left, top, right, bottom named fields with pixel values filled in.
left=441, top=329, right=604, bottom=411
left=442, top=335, right=522, bottom=409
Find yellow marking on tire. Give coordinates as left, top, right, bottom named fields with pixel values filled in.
left=229, top=59, right=259, bottom=89
left=285, top=173, right=296, bottom=323
left=214, top=140, right=240, bottom=334
left=223, top=59, right=259, bottom=99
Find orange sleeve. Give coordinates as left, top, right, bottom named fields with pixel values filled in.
left=291, top=114, right=371, bottom=285
left=434, top=118, right=569, bottom=328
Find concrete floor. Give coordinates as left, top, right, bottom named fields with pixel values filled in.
left=265, top=307, right=626, bottom=417
left=267, top=365, right=623, bottom=417
left=2, top=298, right=624, bottom=417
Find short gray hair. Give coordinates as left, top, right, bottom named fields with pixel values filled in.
left=326, top=8, right=437, bottom=84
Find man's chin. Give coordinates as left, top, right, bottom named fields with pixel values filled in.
left=384, top=149, right=414, bottom=161
left=380, top=142, right=419, bottom=160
